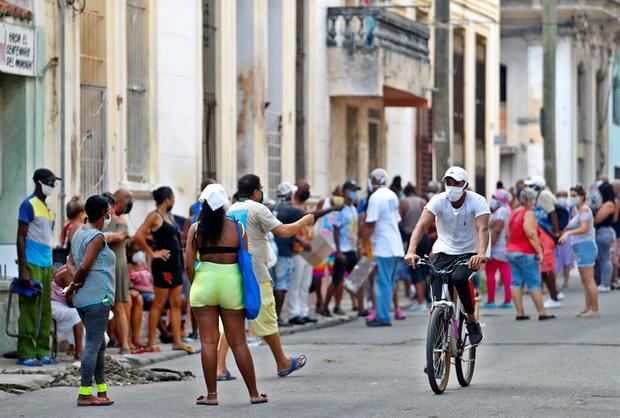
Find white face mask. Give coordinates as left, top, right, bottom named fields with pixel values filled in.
left=557, top=197, right=568, bottom=207
left=132, top=251, right=146, bottom=265
left=568, top=196, right=581, bottom=207
left=39, top=181, right=55, bottom=197
left=445, top=185, right=465, bottom=202
left=489, top=198, right=499, bottom=211
left=103, top=217, right=111, bottom=230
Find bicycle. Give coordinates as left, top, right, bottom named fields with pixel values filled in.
left=416, top=256, right=478, bottom=394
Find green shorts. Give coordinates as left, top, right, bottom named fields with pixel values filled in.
left=190, top=262, right=244, bottom=310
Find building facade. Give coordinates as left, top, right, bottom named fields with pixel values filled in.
left=501, top=0, right=620, bottom=190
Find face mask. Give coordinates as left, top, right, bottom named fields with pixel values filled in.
left=595, top=180, right=604, bottom=188
left=39, top=181, right=55, bottom=197
left=332, top=196, right=344, bottom=206
left=347, top=191, right=358, bottom=201
left=489, top=198, right=499, bottom=211
left=445, top=185, right=465, bottom=202
left=103, top=217, right=111, bottom=230
left=557, top=197, right=567, bottom=207
left=427, top=192, right=436, bottom=200
left=124, top=200, right=133, bottom=215
left=590, top=191, right=602, bottom=207
left=568, top=196, right=581, bottom=207
left=132, top=251, right=146, bottom=265
left=297, top=190, right=310, bottom=203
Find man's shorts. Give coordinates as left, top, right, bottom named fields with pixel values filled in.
left=252, top=281, right=279, bottom=337
left=332, top=251, right=358, bottom=286
left=273, top=256, right=294, bottom=291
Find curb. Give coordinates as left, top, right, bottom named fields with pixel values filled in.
left=280, top=315, right=358, bottom=336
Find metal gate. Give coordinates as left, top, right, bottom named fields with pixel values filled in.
left=267, top=110, right=282, bottom=196
left=80, top=85, right=108, bottom=198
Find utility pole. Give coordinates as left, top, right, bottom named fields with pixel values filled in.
left=433, top=0, right=450, bottom=179
left=542, top=0, right=557, bottom=190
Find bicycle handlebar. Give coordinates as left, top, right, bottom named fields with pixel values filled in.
left=415, top=256, right=471, bottom=276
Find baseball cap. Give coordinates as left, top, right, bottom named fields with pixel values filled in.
left=524, top=175, right=546, bottom=189
left=33, top=168, right=62, bottom=183
left=370, top=168, right=389, bottom=184
left=199, top=183, right=229, bottom=211
left=276, top=181, right=294, bottom=198
left=343, top=180, right=361, bottom=191
left=442, top=166, right=468, bottom=183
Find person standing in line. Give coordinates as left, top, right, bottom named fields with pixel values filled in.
left=271, top=181, right=309, bottom=326
left=593, top=182, right=617, bottom=292
left=321, top=180, right=362, bottom=317
left=506, top=189, right=555, bottom=321
left=185, top=184, right=267, bottom=405
left=228, top=174, right=314, bottom=377
left=103, top=191, right=132, bottom=354
left=483, top=189, right=513, bottom=308
left=361, top=169, right=405, bottom=327
left=16, top=168, right=62, bottom=366
left=559, top=185, right=600, bottom=318
left=133, top=187, right=193, bottom=353
left=65, top=195, right=116, bottom=406
left=400, top=183, right=430, bottom=313
left=611, top=181, right=620, bottom=289
left=61, top=196, right=86, bottom=249
left=554, top=190, right=575, bottom=291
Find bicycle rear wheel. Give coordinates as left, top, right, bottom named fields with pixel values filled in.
left=455, top=312, right=476, bottom=387
left=426, top=307, right=451, bottom=394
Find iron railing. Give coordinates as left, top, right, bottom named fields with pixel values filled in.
left=79, top=85, right=108, bottom=198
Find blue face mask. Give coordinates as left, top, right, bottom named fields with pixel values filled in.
left=347, top=191, right=358, bottom=201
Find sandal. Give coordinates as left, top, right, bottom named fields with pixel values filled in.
left=142, top=345, right=161, bottom=353
left=250, top=393, right=269, bottom=405
left=196, top=394, right=218, bottom=406
left=216, top=370, right=237, bottom=381
left=172, top=344, right=195, bottom=354
left=539, top=314, right=557, bottom=321
left=277, top=355, right=307, bottom=378
left=515, top=315, right=530, bottom=321
left=77, top=395, right=114, bottom=406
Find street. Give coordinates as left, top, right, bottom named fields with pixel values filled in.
left=1, top=279, right=619, bottom=418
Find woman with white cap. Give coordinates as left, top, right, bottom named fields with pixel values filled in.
left=185, top=184, right=267, bottom=406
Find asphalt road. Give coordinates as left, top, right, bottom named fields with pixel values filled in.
left=2, top=280, right=619, bottom=418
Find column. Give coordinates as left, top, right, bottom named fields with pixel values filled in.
left=464, top=25, right=476, bottom=180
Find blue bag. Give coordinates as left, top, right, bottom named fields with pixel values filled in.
left=11, top=279, right=42, bottom=299
left=235, top=222, right=261, bottom=319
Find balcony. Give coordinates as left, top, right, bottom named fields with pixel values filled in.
left=326, top=6, right=430, bottom=106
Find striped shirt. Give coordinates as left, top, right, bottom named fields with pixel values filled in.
left=71, top=227, right=116, bottom=308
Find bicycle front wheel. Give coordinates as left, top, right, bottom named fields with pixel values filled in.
left=426, top=307, right=451, bottom=394
left=455, top=312, right=476, bottom=387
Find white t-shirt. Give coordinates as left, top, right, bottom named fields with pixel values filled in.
left=365, top=187, right=405, bottom=258
left=426, top=191, right=491, bottom=256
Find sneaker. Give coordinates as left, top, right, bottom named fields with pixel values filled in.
left=481, top=303, right=497, bottom=309
left=466, top=322, right=484, bottom=346
left=543, top=299, right=562, bottom=309
left=278, top=318, right=293, bottom=327
left=411, top=303, right=428, bottom=313
left=499, top=302, right=513, bottom=309
left=16, top=359, right=42, bottom=367
left=597, top=285, right=611, bottom=293
left=39, top=357, right=56, bottom=365
left=247, top=336, right=262, bottom=347
left=366, top=319, right=392, bottom=327
left=303, top=316, right=318, bottom=324
left=288, top=316, right=306, bottom=325
left=557, top=292, right=565, bottom=301
left=394, top=308, right=406, bottom=320
left=367, top=309, right=377, bottom=321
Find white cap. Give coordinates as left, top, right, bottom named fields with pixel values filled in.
left=199, top=183, right=230, bottom=211
left=276, top=181, right=294, bottom=198
left=525, top=175, right=546, bottom=189
left=442, top=166, right=468, bottom=183
left=370, top=168, right=389, bottom=185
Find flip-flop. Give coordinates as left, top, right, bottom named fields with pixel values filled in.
left=196, top=395, right=218, bottom=406
left=173, top=344, right=195, bottom=354
left=142, top=345, right=161, bottom=353
left=277, top=355, right=307, bottom=378
left=250, top=394, right=269, bottom=405
left=216, top=371, right=237, bottom=381
left=515, top=315, right=530, bottom=321
left=77, top=395, right=114, bottom=406
left=539, top=314, right=557, bottom=321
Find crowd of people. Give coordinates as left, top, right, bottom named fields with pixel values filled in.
left=12, top=166, right=620, bottom=406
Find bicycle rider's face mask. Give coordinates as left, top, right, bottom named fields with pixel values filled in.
left=445, top=183, right=466, bottom=202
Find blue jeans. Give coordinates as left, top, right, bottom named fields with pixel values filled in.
left=595, top=227, right=616, bottom=286
left=507, top=252, right=541, bottom=291
left=77, top=302, right=111, bottom=388
left=374, top=257, right=401, bottom=323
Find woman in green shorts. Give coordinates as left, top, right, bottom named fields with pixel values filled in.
left=185, top=184, right=267, bottom=406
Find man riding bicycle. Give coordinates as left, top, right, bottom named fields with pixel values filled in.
left=404, top=166, right=490, bottom=346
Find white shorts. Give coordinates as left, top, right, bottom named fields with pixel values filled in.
left=51, top=301, right=81, bottom=343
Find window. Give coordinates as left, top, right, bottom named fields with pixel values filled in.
left=346, top=106, right=359, bottom=181
left=202, top=0, right=217, bottom=180
left=127, top=0, right=149, bottom=182
left=79, top=0, right=108, bottom=197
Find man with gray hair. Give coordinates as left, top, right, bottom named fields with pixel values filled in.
left=361, top=168, right=405, bottom=327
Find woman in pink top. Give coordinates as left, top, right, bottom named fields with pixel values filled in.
left=506, top=188, right=555, bottom=321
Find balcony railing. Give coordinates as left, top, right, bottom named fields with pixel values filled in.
left=326, top=7, right=430, bottom=62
